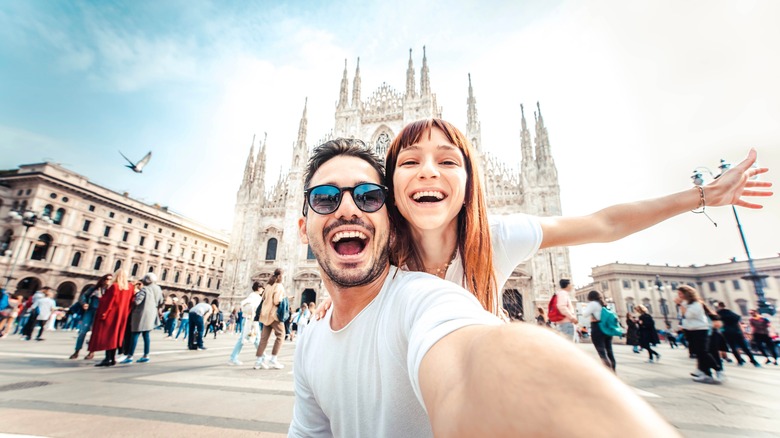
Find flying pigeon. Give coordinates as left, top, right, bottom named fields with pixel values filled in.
left=119, top=151, right=152, bottom=173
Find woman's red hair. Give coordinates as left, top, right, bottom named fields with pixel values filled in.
left=385, top=119, right=498, bottom=314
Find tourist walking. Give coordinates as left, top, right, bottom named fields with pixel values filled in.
left=636, top=305, right=661, bottom=363
left=175, top=306, right=189, bottom=340
left=228, top=282, right=263, bottom=365
left=717, top=301, right=760, bottom=367
left=164, top=303, right=179, bottom=338
left=0, top=293, right=22, bottom=338
left=583, top=290, right=616, bottom=371
left=69, top=274, right=111, bottom=359
left=121, top=273, right=163, bottom=364
left=89, top=270, right=133, bottom=367
left=748, top=309, right=778, bottom=366
left=676, top=285, right=720, bottom=383
left=188, top=301, right=212, bottom=350
left=254, top=268, right=286, bottom=370
left=26, top=289, right=56, bottom=341
left=626, top=312, right=640, bottom=353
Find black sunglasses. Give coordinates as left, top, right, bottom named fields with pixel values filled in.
left=303, top=183, right=388, bottom=216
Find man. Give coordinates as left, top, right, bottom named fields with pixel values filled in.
left=554, top=278, right=579, bottom=341
left=228, top=282, right=263, bottom=365
left=28, top=288, right=56, bottom=341
left=122, top=273, right=164, bottom=364
left=188, top=301, right=212, bottom=351
left=717, top=302, right=760, bottom=367
left=289, top=138, right=678, bottom=437
left=748, top=309, right=778, bottom=366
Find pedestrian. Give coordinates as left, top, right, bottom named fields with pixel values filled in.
left=582, top=290, right=616, bottom=371
left=716, top=301, right=760, bottom=367
left=188, top=301, right=212, bottom=350
left=675, top=285, right=720, bottom=383
left=164, top=303, right=179, bottom=338
left=26, top=288, right=56, bottom=341
left=636, top=305, right=661, bottom=363
left=550, top=278, right=578, bottom=341
left=625, top=312, right=641, bottom=353
left=291, top=303, right=312, bottom=342
left=708, top=315, right=727, bottom=381
left=89, top=269, right=133, bottom=367
left=70, top=274, right=112, bottom=360
left=535, top=306, right=547, bottom=326
left=207, top=303, right=222, bottom=339
left=253, top=268, right=286, bottom=370
left=20, top=288, right=47, bottom=339
left=748, top=309, right=778, bottom=366
left=228, top=282, right=263, bottom=366
left=121, top=273, right=163, bottom=364
left=175, top=305, right=189, bottom=340
left=289, top=138, right=678, bottom=437
left=664, top=323, right=679, bottom=348
left=120, top=281, right=142, bottom=357
left=0, top=293, right=22, bottom=338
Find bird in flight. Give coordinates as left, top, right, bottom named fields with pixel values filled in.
left=119, top=151, right=152, bottom=173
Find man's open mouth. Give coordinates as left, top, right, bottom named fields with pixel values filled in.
left=331, top=230, right=368, bottom=256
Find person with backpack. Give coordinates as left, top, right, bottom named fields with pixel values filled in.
left=636, top=305, right=661, bottom=363
left=548, top=279, right=578, bottom=341
left=254, top=268, right=287, bottom=370
left=582, top=290, right=617, bottom=371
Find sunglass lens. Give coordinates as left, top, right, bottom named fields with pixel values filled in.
left=354, top=184, right=386, bottom=212
left=310, top=186, right=341, bottom=214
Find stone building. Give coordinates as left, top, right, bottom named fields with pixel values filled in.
left=0, top=162, right=229, bottom=308
left=574, top=256, right=780, bottom=329
left=221, top=48, right=571, bottom=319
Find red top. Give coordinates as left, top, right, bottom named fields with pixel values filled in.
left=88, top=282, right=133, bottom=352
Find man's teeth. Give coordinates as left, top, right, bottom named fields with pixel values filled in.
left=412, top=191, right=445, bottom=200
left=331, top=231, right=368, bottom=243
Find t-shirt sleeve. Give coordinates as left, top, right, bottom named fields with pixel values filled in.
left=490, top=214, right=543, bottom=282
left=289, top=332, right=331, bottom=437
left=400, top=274, right=502, bottom=409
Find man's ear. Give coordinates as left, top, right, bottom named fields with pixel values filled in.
left=298, top=216, right=309, bottom=244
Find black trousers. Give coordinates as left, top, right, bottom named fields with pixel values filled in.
left=724, top=331, right=758, bottom=364
left=687, top=329, right=718, bottom=376
left=590, top=322, right=616, bottom=371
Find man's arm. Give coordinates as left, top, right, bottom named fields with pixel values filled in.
left=556, top=292, right=577, bottom=322
left=419, top=323, right=680, bottom=437
left=539, top=149, right=771, bottom=249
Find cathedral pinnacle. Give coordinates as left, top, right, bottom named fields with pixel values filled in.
left=242, top=135, right=256, bottom=186
left=253, top=132, right=268, bottom=197
left=520, top=104, right=534, bottom=167
left=337, top=59, right=349, bottom=109
left=420, top=46, right=431, bottom=96
left=466, top=73, right=479, bottom=133
left=406, top=48, right=416, bottom=98
left=352, top=57, right=362, bottom=107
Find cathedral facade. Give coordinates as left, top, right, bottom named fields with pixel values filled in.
left=220, top=48, right=571, bottom=320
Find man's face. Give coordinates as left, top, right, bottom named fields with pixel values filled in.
left=298, top=155, right=390, bottom=288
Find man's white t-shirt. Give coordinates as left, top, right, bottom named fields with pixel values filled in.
left=288, top=266, right=502, bottom=438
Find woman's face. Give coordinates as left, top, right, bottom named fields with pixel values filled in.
left=393, top=127, right=468, bottom=234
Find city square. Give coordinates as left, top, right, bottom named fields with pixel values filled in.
left=1, top=329, right=779, bottom=437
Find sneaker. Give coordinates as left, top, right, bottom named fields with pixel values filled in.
left=137, top=357, right=150, bottom=363
left=198, top=346, right=207, bottom=350
left=737, top=361, right=745, bottom=367
left=766, top=359, right=773, bottom=365
left=690, top=370, right=705, bottom=378
left=715, top=370, right=724, bottom=381
left=647, top=359, right=654, bottom=363
left=253, top=359, right=269, bottom=370
left=119, top=357, right=134, bottom=364
left=227, top=359, right=243, bottom=366
left=752, top=361, right=761, bottom=368
left=655, top=354, right=661, bottom=362
left=692, top=375, right=715, bottom=384
left=268, top=359, right=285, bottom=370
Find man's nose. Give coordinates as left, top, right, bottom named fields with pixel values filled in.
left=335, top=191, right=363, bottom=219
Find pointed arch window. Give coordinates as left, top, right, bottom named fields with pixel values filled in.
left=374, top=131, right=392, bottom=158
left=131, top=263, right=140, bottom=277
left=43, top=204, right=54, bottom=218
left=265, top=238, right=278, bottom=260
left=1, top=229, right=13, bottom=253
left=114, top=260, right=122, bottom=272
left=53, top=208, right=66, bottom=225
left=30, top=234, right=52, bottom=261
left=94, top=256, right=104, bottom=271
left=71, top=251, right=82, bottom=267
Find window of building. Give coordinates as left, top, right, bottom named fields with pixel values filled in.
left=109, top=212, right=115, bottom=218
left=671, top=281, right=679, bottom=289
left=71, top=251, right=82, bottom=267
left=622, top=279, right=631, bottom=289
left=186, top=274, right=192, bottom=285
left=625, top=298, right=635, bottom=313
left=82, top=219, right=92, bottom=232
left=148, top=266, right=154, bottom=273
left=708, top=281, right=717, bottom=292
left=94, top=256, right=104, bottom=271
left=638, top=280, right=646, bottom=290
left=62, top=197, right=69, bottom=203
left=20, top=200, right=28, bottom=211
left=211, top=256, right=215, bottom=265
left=103, top=226, right=111, bottom=237
left=127, top=218, right=133, bottom=224
left=49, top=193, right=57, bottom=199
left=216, top=279, right=221, bottom=290
left=733, top=280, right=742, bottom=290
left=174, top=271, right=180, bottom=283
left=154, top=240, right=160, bottom=250
left=16, top=189, right=22, bottom=196
left=197, top=276, right=202, bottom=286
left=202, top=254, right=206, bottom=262
left=641, top=298, right=653, bottom=315
left=43, top=204, right=53, bottom=217
left=184, top=237, right=187, bottom=242
left=143, top=223, right=148, bottom=229
left=207, top=277, right=212, bottom=288
left=265, top=238, right=278, bottom=260
left=162, top=269, right=168, bottom=281
left=158, top=228, right=162, bottom=233
left=307, top=245, right=316, bottom=260
left=180, top=248, right=185, bottom=257
left=139, top=236, right=146, bottom=246
left=735, top=299, right=749, bottom=316
left=131, top=263, right=139, bottom=277
left=191, top=251, right=196, bottom=260
left=89, top=205, right=95, bottom=212
left=167, top=244, right=173, bottom=253
left=220, top=259, right=224, bottom=267
left=601, top=281, right=609, bottom=291
left=53, top=208, right=65, bottom=225
left=30, top=234, right=52, bottom=261
left=114, top=260, right=122, bottom=271
left=122, top=231, right=129, bottom=242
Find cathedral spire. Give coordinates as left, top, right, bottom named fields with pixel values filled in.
left=253, top=132, right=268, bottom=197
left=405, top=48, right=416, bottom=98
left=297, top=97, right=308, bottom=145
left=292, top=98, right=308, bottom=170
left=465, top=73, right=482, bottom=152
left=420, top=46, right=431, bottom=96
left=337, top=59, right=349, bottom=109
left=352, top=57, right=361, bottom=107
left=520, top=104, right=534, bottom=167
left=534, top=101, right=552, bottom=163
left=242, top=135, right=256, bottom=186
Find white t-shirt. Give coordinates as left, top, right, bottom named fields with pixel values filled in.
left=582, top=301, right=603, bottom=322
left=33, top=297, right=56, bottom=321
left=288, top=266, right=502, bottom=438
left=444, top=214, right=542, bottom=306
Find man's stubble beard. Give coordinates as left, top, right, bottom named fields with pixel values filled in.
left=311, top=228, right=390, bottom=289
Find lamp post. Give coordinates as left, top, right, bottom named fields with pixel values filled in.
left=692, top=162, right=774, bottom=316
left=3, top=210, right=53, bottom=291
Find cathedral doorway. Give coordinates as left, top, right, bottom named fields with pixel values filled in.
left=301, top=288, right=316, bottom=306
left=502, top=289, right=524, bottom=321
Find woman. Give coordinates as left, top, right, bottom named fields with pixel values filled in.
left=625, top=312, right=640, bottom=354
left=121, top=273, right=163, bottom=364
left=0, top=294, right=22, bottom=338
left=676, top=285, right=720, bottom=383
left=582, top=290, right=616, bottom=370
left=383, top=118, right=770, bottom=315
left=254, top=268, right=286, bottom=370
left=69, top=274, right=112, bottom=359
left=635, top=305, right=661, bottom=363
left=88, top=269, right=133, bottom=367
left=165, top=303, right=180, bottom=338
left=535, top=307, right=547, bottom=326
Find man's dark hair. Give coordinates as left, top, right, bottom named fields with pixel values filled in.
left=559, top=279, right=571, bottom=289
left=303, top=138, right=385, bottom=190
left=252, top=282, right=262, bottom=292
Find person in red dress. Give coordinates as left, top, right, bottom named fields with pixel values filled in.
left=89, top=269, right=133, bottom=367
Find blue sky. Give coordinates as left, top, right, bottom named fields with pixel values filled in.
left=1, top=0, right=779, bottom=286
